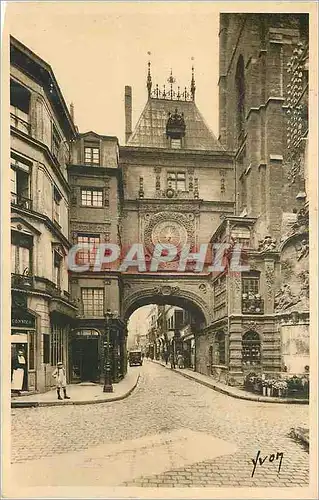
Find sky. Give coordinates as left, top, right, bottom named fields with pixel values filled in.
left=5, top=2, right=220, bottom=144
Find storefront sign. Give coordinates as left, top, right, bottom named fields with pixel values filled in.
left=11, top=308, right=35, bottom=329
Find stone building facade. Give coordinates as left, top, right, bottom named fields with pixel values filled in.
left=195, top=13, right=309, bottom=385
left=10, top=37, right=77, bottom=392
left=68, top=132, right=127, bottom=383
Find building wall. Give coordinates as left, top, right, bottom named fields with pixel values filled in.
left=218, top=13, right=307, bottom=240
left=11, top=49, right=76, bottom=393
left=68, top=133, right=124, bottom=383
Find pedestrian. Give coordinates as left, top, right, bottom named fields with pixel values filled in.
left=169, top=352, right=175, bottom=369
left=164, top=350, right=168, bottom=365
left=11, top=347, right=26, bottom=395
left=52, top=362, right=70, bottom=400
left=177, top=351, right=184, bottom=369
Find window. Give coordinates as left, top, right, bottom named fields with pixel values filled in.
left=242, top=331, right=261, bottom=365
left=167, top=171, right=186, bottom=191
left=29, top=332, right=35, bottom=370
left=53, top=250, right=62, bottom=288
left=11, top=232, right=33, bottom=275
left=50, top=323, right=64, bottom=366
left=77, top=234, right=100, bottom=265
left=52, top=123, right=61, bottom=159
left=242, top=275, right=260, bottom=298
left=81, top=288, right=104, bottom=316
left=81, top=188, right=103, bottom=207
left=84, top=146, right=100, bottom=165
left=214, top=331, right=226, bottom=365
left=174, top=310, right=184, bottom=329
left=43, top=334, right=50, bottom=364
left=53, top=187, right=62, bottom=224
left=11, top=156, right=31, bottom=209
left=10, top=80, right=30, bottom=134
left=171, top=138, right=181, bottom=149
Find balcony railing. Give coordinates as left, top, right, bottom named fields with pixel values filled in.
left=11, top=192, right=32, bottom=210
left=11, top=273, right=34, bottom=288
left=10, top=113, right=30, bottom=135
left=11, top=274, right=74, bottom=305
left=242, top=295, right=264, bottom=314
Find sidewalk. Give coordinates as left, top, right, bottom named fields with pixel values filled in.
left=151, top=359, right=308, bottom=404
left=11, top=368, right=140, bottom=408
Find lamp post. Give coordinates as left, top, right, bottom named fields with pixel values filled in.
left=103, top=309, right=113, bottom=393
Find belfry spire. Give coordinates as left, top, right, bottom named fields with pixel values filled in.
left=147, top=52, right=152, bottom=97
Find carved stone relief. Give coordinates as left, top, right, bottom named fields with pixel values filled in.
left=265, top=262, right=275, bottom=301
left=153, top=285, right=180, bottom=296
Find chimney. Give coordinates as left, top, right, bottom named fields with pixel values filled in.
left=125, top=86, right=132, bottom=144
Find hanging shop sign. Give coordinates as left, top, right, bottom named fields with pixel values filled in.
left=11, top=308, right=35, bottom=329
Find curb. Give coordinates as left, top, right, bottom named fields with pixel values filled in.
left=11, top=374, right=140, bottom=409
left=290, top=427, right=309, bottom=448
left=151, top=361, right=308, bottom=405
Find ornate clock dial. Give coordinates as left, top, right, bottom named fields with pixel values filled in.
left=151, top=220, right=188, bottom=247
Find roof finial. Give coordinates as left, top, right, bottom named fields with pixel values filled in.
left=147, top=51, right=152, bottom=97
left=191, top=57, right=196, bottom=101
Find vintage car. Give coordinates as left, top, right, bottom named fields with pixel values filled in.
left=128, top=349, right=143, bottom=367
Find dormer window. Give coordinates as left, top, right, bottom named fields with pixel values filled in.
left=166, top=108, right=186, bottom=149
left=84, top=145, right=100, bottom=165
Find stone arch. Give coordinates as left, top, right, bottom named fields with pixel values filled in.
left=122, top=284, right=211, bottom=328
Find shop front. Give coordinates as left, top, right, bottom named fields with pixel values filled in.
left=11, top=305, right=37, bottom=393
left=71, top=329, right=101, bottom=383
left=70, top=318, right=127, bottom=384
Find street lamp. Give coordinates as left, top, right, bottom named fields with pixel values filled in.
left=103, top=309, right=113, bottom=393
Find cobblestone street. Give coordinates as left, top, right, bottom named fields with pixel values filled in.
left=11, top=361, right=309, bottom=488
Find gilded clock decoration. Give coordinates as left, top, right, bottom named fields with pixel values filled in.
left=151, top=220, right=188, bottom=247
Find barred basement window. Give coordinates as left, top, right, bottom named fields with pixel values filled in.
left=50, top=324, right=64, bottom=366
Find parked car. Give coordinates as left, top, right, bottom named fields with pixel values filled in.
left=129, top=350, right=143, bottom=367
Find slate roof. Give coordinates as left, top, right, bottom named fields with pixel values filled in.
left=127, top=98, right=224, bottom=151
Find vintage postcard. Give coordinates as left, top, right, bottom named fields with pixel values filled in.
left=1, top=1, right=317, bottom=498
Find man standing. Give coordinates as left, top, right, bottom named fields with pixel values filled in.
left=52, top=362, right=70, bottom=400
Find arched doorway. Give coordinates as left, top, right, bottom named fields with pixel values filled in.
left=71, top=328, right=101, bottom=383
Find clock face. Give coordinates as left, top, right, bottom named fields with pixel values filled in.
left=151, top=220, right=188, bottom=247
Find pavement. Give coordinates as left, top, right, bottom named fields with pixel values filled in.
left=11, top=367, right=140, bottom=408
left=151, top=359, right=309, bottom=404
left=8, top=360, right=310, bottom=494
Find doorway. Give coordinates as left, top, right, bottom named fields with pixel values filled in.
left=72, top=338, right=99, bottom=382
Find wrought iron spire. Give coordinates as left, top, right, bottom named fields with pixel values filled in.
left=190, top=62, right=196, bottom=101
left=148, top=62, right=194, bottom=102
left=147, top=52, right=152, bottom=97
